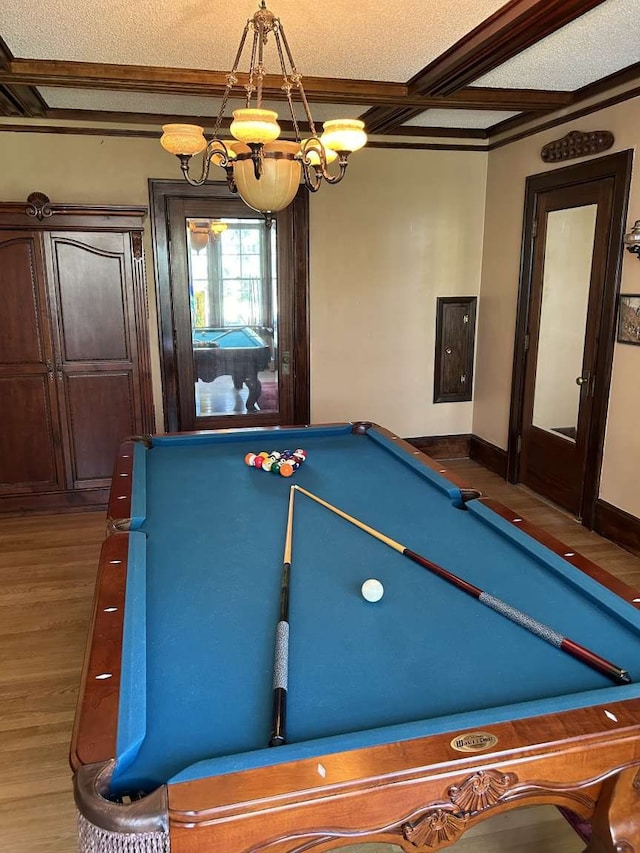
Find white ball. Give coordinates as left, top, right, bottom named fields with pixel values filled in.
left=361, top=578, right=384, bottom=602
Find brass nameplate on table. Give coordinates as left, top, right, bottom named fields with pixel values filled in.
left=450, top=731, right=498, bottom=753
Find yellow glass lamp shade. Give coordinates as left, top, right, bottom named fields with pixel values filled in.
left=320, top=119, right=367, bottom=153
left=230, top=140, right=301, bottom=214
left=160, top=124, right=207, bottom=156
left=230, top=109, right=281, bottom=145
left=302, top=140, right=338, bottom=166
left=210, top=221, right=228, bottom=239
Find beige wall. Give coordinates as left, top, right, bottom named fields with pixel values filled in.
left=309, top=146, right=487, bottom=437
left=1, top=106, right=638, bottom=515
left=0, top=132, right=182, bottom=423
left=0, top=131, right=488, bottom=440
left=474, top=95, right=640, bottom=517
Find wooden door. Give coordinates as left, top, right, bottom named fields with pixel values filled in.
left=520, top=183, right=611, bottom=514
left=0, top=230, right=66, bottom=496
left=510, top=152, right=632, bottom=523
left=151, top=180, right=310, bottom=432
left=44, top=230, right=150, bottom=490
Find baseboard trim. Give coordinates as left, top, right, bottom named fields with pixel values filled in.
left=406, top=434, right=471, bottom=459
left=469, top=434, right=508, bottom=478
left=408, top=433, right=640, bottom=559
left=0, top=488, right=108, bottom=516
left=594, top=499, right=640, bottom=554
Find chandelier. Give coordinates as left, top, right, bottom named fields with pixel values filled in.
left=160, top=1, right=367, bottom=218
left=188, top=220, right=228, bottom=252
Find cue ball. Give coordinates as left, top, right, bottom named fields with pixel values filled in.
left=361, top=578, right=384, bottom=602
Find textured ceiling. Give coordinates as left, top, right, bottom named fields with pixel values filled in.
left=1, top=0, right=639, bottom=136
left=404, top=109, right=520, bottom=130
left=474, top=0, right=640, bottom=89
left=0, top=0, right=509, bottom=82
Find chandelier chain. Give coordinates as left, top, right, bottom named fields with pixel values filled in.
left=213, top=21, right=251, bottom=137
left=246, top=26, right=261, bottom=107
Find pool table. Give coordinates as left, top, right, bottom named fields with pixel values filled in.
left=192, top=326, right=271, bottom=411
left=71, top=423, right=640, bottom=853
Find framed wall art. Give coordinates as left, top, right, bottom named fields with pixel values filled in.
left=617, top=294, right=640, bottom=345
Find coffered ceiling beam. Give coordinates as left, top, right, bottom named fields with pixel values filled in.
left=2, top=59, right=403, bottom=104
left=0, top=38, right=46, bottom=115
left=409, top=0, right=608, bottom=97
left=0, top=36, right=11, bottom=72
left=363, top=0, right=605, bottom=134
left=0, top=59, right=572, bottom=113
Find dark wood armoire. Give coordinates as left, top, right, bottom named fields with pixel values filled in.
left=0, top=193, right=155, bottom=513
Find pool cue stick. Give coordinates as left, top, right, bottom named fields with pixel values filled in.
left=293, top=485, right=631, bottom=686
left=270, top=485, right=296, bottom=746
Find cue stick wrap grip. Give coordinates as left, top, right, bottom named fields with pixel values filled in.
left=479, top=592, right=563, bottom=647
left=273, top=620, right=289, bottom=690
left=270, top=621, right=289, bottom=746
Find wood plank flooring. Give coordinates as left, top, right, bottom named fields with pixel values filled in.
left=0, top=461, right=638, bottom=853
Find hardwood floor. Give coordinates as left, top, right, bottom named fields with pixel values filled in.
left=0, top=461, right=638, bottom=853
left=196, top=371, right=279, bottom=416
left=0, top=512, right=105, bottom=853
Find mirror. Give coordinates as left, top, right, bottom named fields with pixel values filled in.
left=186, top=217, right=279, bottom=418
left=532, top=204, right=597, bottom=442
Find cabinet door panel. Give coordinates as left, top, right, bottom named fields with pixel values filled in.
left=0, top=231, right=65, bottom=496
left=0, top=235, right=47, bottom=364
left=50, top=234, right=129, bottom=362
left=64, top=373, right=135, bottom=486
left=0, top=376, right=62, bottom=492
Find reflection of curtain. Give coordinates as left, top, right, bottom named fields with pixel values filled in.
left=207, top=240, right=223, bottom=327
left=247, top=279, right=261, bottom=326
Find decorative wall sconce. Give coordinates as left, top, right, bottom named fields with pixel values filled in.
left=623, top=220, right=640, bottom=259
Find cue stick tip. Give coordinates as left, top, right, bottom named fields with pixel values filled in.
left=618, top=669, right=632, bottom=685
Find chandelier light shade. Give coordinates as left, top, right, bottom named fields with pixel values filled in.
left=159, top=0, right=367, bottom=219
left=230, top=109, right=281, bottom=145
left=209, top=220, right=228, bottom=240
left=188, top=221, right=211, bottom=252
left=161, top=124, right=207, bottom=156
left=320, top=120, right=367, bottom=154
left=188, top=219, right=228, bottom=251
left=231, top=141, right=302, bottom=213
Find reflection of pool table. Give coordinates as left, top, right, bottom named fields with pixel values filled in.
left=72, top=423, right=640, bottom=853
left=192, top=326, right=271, bottom=411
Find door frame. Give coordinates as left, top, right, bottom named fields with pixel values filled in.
left=149, top=179, right=310, bottom=432
left=507, top=150, right=632, bottom=527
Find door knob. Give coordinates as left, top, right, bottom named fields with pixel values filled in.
left=576, top=375, right=589, bottom=386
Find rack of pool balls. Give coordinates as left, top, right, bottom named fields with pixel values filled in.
left=244, top=449, right=307, bottom=477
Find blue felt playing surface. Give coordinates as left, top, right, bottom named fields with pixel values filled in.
left=110, top=425, right=640, bottom=793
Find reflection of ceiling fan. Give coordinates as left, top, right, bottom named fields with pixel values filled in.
left=188, top=220, right=228, bottom=252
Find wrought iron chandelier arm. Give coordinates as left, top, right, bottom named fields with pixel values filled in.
left=300, top=161, right=322, bottom=192
left=178, top=138, right=238, bottom=188
left=317, top=155, right=349, bottom=185
left=299, top=137, right=348, bottom=189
